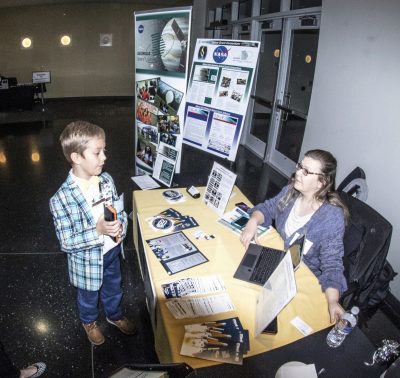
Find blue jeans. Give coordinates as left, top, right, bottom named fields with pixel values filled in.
left=77, top=245, right=123, bottom=324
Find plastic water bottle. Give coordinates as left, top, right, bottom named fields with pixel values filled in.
left=326, top=306, right=360, bottom=348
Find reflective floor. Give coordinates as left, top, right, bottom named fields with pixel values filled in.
left=0, top=98, right=399, bottom=377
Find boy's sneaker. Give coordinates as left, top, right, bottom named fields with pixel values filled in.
left=82, top=321, right=105, bottom=345
left=106, top=317, right=136, bottom=335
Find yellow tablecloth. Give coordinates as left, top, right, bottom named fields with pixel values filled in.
left=132, top=187, right=331, bottom=368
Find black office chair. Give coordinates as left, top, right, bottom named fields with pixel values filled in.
left=339, top=192, right=396, bottom=311
left=337, top=166, right=368, bottom=201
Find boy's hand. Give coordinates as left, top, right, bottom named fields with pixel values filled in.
left=96, top=215, right=122, bottom=241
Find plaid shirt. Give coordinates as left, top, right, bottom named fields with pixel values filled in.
left=49, top=171, right=127, bottom=291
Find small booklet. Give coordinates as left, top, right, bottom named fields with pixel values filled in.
left=218, top=206, right=271, bottom=238
left=180, top=317, right=249, bottom=365
left=146, top=231, right=208, bottom=275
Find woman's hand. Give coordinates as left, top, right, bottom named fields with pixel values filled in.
left=325, top=288, right=345, bottom=323
left=240, top=218, right=259, bottom=249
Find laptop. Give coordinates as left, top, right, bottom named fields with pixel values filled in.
left=234, top=238, right=304, bottom=286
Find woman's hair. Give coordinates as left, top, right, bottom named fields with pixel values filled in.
left=279, top=149, right=349, bottom=220
left=60, top=121, right=105, bottom=164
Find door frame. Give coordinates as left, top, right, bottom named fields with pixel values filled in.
left=266, top=14, right=321, bottom=177
left=241, top=9, right=321, bottom=176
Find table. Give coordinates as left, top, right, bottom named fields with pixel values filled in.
left=133, top=186, right=333, bottom=369
left=0, top=85, right=34, bottom=111
left=192, top=327, right=385, bottom=377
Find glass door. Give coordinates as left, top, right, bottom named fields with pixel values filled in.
left=243, top=19, right=283, bottom=158
left=268, top=16, right=320, bottom=175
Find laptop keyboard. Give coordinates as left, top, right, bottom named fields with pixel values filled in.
left=250, top=247, right=284, bottom=284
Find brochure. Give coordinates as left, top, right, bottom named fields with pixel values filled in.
left=146, top=232, right=208, bottom=275
left=218, top=206, right=272, bottom=238
left=161, top=275, right=226, bottom=299
left=203, top=162, right=237, bottom=216
left=166, top=294, right=235, bottom=319
left=180, top=317, right=249, bottom=365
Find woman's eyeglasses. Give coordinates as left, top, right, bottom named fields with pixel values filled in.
left=296, top=162, right=324, bottom=177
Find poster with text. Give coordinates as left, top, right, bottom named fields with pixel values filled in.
left=134, top=7, right=191, bottom=176
left=183, top=39, right=260, bottom=161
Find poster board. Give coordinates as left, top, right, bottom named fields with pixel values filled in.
left=134, top=7, right=192, bottom=178
left=183, top=39, right=260, bottom=161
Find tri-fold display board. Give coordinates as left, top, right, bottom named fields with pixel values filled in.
left=183, top=39, right=260, bottom=161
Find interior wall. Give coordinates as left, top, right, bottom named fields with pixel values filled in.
left=303, top=0, right=400, bottom=297
left=0, top=3, right=164, bottom=98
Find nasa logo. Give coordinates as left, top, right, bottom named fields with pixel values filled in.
left=138, top=25, right=144, bottom=34
left=152, top=217, right=173, bottom=230
left=213, top=46, right=228, bottom=63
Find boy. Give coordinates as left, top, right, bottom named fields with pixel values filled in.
left=50, top=121, right=135, bottom=345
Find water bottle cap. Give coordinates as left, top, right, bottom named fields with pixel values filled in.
left=351, top=306, right=360, bottom=315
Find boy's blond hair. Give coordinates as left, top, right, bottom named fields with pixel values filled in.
left=60, top=121, right=105, bottom=164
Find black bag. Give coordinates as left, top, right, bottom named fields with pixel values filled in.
left=339, top=192, right=396, bottom=310
left=367, top=260, right=397, bottom=307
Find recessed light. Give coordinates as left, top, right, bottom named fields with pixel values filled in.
left=21, top=37, right=32, bottom=48
left=61, top=35, right=71, bottom=46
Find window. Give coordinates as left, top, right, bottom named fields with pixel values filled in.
left=238, top=0, right=252, bottom=19
left=260, top=0, right=281, bottom=15
left=291, top=0, right=321, bottom=10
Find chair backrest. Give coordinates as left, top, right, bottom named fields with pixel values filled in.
left=337, top=166, right=368, bottom=201
left=340, top=192, right=393, bottom=309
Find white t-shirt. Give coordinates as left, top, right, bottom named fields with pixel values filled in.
left=285, top=197, right=313, bottom=237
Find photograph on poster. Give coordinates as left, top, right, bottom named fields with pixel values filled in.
left=138, top=122, right=158, bottom=144
left=158, top=142, right=178, bottom=161
left=157, top=115, right=180, bottom=134
left=136, top=77, right=159, bottom=102
left=193, top=67, right=218, bottom=83
left=136, top=98, right=158, bottom=126
left=136, top=133, right=157, bottom=168
left=231, top=90, right=243, bottom=102
left=221, top=76, right=231, bottom=88
left=159, top=132, right=177, bottom=147
left=135, top=15, right=190, bottom=74
left=154, top=79, right=183, bottom=115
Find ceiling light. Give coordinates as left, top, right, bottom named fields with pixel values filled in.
left=31, top=152, right=40, bottom=162
left=61, top=35, right=71, bottom=46
left=21, top=37, right=32, bottom=48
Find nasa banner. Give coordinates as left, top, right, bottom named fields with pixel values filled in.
left=134, top=7, right=191, bottom=178
left=183, top=39, right=260, bottom=161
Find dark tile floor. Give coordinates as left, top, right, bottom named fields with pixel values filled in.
left=0, top=98, right=399, bottom=377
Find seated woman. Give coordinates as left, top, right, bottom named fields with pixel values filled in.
left=240, top=149, right=349, bottom=323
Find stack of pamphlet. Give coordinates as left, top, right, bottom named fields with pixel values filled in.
left=218, top=206, right=271, bottom=237
left=180, top=317, right=249, bottom=365
left=147, top=208, right=198, bottom=233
